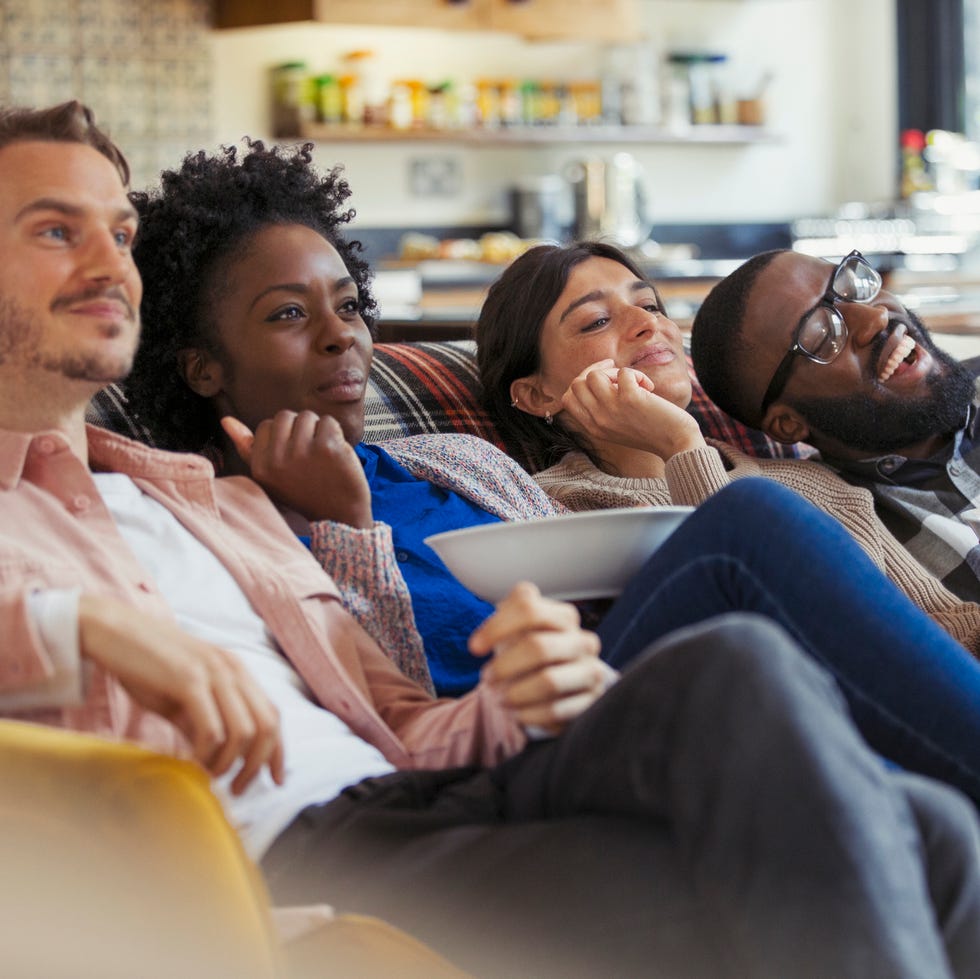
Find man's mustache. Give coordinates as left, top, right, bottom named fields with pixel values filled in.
left=51, top=285, right=136, bottom=320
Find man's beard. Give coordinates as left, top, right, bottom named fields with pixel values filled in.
left=0, top=295, right=134, bottom=384
left=790, top=327, right=977, bottom=454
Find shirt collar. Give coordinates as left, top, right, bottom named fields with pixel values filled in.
left=0, top=423, right=214, bottom=490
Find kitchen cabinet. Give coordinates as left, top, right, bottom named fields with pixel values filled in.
left=212, top=0, right=638, bottom=41
left=485, top=0, right=637, bottom=41
left=213, top=0, right=481, bottom=31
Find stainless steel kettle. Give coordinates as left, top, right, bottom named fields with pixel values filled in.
left=564, top=152, right=650, bottom=247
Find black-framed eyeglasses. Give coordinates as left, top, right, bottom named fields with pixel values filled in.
left=758, top=250, right=882, bottom=417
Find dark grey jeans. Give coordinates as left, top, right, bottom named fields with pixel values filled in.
left=262, top=614, right=980, bottom=979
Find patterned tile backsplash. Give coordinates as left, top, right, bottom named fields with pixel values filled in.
left=0, top=0, right=213, bottom=189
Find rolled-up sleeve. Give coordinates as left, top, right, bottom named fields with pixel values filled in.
left=0, top=588, right=85, bottom=710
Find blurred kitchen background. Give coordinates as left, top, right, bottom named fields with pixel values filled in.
left=3, top=0, right=980, bottom=352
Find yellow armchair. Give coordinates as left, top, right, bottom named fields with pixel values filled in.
left=0, top=720, right=469, bottom=978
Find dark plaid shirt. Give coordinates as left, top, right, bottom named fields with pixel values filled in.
left=825, top=387, right=980, bottom=603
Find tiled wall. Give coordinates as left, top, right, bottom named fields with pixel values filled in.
left=0, top=0, right=212, bottom=189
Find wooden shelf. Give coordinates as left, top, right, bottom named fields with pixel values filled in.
left=292, top=122, right=779, bottom=146
left=213, top=0, right=639, bottom=42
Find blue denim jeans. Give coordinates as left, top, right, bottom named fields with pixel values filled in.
left=597, top=478, right=980, bottom=805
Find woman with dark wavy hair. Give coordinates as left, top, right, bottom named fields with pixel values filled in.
left=474, top=239, right=980, bottom=807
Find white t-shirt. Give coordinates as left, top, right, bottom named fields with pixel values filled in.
left=53, top=473, right=395, bottom=859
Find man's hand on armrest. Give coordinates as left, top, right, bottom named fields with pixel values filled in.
left=77, top=594, right=285, bottom=794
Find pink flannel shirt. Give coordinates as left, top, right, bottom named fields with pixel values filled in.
left=0, top=424, right=525, bottom=771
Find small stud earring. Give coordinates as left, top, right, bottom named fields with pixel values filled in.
left=544, top=411, right=553, bottom=426
left=510, top=398, right=519, bottom=408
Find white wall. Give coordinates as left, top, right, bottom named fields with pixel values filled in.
left=209, top=0, right=896, bottom=228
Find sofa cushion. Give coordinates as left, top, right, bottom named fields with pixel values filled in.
left=88, top=339, right=801, bottom=468
left=363, top=341, right=501, bottom=447
left=86, top=382, right=157, bottom=445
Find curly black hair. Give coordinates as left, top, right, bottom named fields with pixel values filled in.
left=126, top=139, right=377, bottom=455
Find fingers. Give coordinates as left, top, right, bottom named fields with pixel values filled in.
left=167, top=654, right=283, bottom=795
left=220, top=416, right=255, bottom=464
left=229, top=675, right=284, bottom=794
left=469, top=581, right=579, bottom=657
left=76, top=596, right=284, bottom=794
left=512, top=688, right=602, bottom=733
left=250, top=411, right=311, bottom=472
left=172, top=671, right=233, bottom=772
left=471, top=582, right=605, bottom=731
left=202, top=671, right=281, bottom=795
left=484, top=622, right=601, bottom=686
left=618, top=366, right=656, bottom=393
left=561, top=363, right=651, bottom=432
left=251, top=411, right=345, bottom=471
left=483, top=628, right=605, bottom=732
left=561, top=361, right=614, bottom=413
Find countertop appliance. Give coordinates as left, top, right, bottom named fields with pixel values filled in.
left=564, top=152, right=650, bottom=247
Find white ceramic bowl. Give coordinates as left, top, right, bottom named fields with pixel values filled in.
left=425, top=506, right=694, bottom=603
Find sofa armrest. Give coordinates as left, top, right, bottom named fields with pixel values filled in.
left=0, top=719, right=281, bottom=978
left=0, top=721, right=472, bottom=978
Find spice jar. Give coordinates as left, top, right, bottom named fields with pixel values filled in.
left=270, top=61, right=314, bottom=137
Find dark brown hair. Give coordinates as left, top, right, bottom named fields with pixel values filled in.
left=0, top=100, right=129, bottom=186
left=476, top=240, right=651, bottom=472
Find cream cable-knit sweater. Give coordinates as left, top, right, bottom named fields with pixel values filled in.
left=535, top=441, right=980, bottom=656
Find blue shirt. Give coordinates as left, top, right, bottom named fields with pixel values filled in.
left=356, top=443, right=501, bottom=696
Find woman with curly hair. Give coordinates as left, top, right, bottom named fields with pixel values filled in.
left=127, top=141, right=980, bottom=810
left=127, top=139, right=558, bottom=697
left=127, top=139, right=376, bottom=457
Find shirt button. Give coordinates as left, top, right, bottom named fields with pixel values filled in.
left=36, top=437, right=57, bottom=455
left=396, top=550, right=409, bottom=562
left=69, top=494, right=92, bottom=512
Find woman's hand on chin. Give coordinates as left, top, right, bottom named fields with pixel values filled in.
left=560, top=360, right=705, bottom=460
left=221, top=412, right=374, bottom=528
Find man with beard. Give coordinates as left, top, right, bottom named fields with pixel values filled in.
left=691, top=248, right=980, bottom=602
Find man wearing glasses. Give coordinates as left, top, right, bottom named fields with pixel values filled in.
left=691, top=248, right=980, bottom=603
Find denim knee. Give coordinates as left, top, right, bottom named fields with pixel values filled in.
left=701, top=477, right=811, bottom=522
